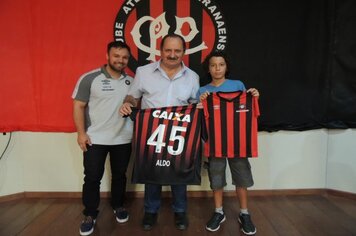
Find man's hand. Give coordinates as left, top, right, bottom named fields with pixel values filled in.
left=119, top=102, right=134, bottom=116
left=77, top=132, right=91, bottom=152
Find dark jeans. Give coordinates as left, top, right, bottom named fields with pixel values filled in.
left=144, top=184, right=187, bottom=213
left=82, top=143, right=131, bottom=218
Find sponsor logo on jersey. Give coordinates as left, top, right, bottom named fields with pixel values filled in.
left=113, top=0, right=228, bottom=74
left=236, top=104, right=249, bottom=112
left=152, top=110, right=191, bottom=123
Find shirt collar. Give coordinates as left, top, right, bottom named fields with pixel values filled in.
left=101, top=65, right=127, bottom=79
left=153, top=60, right=187, bottom=74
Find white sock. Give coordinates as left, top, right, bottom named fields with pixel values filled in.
left=240, top=208, right=249, bottom=215
left=215, top=207, right=224, bottom=215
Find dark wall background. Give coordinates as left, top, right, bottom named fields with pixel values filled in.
left=207, top=0, right=356, bottom=131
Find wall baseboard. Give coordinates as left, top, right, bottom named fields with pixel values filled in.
left=1, top=188, right=355, bottom=203
left=325, top=189, right=356, bottom=200
left=0, top=192, right=25, bottom=202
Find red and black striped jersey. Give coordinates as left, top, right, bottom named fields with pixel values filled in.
left=202, top=91, right=260, bottom=158
left=130, top=104, right=203, bottom=185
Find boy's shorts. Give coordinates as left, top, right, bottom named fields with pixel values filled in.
left=208, top=157, right=254, bottom=190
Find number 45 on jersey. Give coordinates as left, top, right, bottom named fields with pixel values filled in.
left=147, top=124, right=187, bottom=156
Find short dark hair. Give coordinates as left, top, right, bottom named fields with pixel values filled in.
left=160, top=33, right=186, bottom=52
left=203, top=50, right=231, bottom=77
left=107, top=41, right=131, bottom=55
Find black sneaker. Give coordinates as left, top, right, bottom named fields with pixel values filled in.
left=142, top=212, right=157, bottom=231
left=174, top=212, right=188, bottom=230
left=114, top=207, right=129, bottom=223
left=238, top=213, right=257, bottom=235
left=79, top=216, right=96, bottom=236
left=206, top=212, right=226, bottom=232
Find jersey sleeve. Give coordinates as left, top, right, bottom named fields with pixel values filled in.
left=201, top=99, right=210, bottom=142
left=201, top=111, right=208, bottom=142
left=202, top=98, right=210, bottom=119
left=72, top=75, right=92, bottom=102
left=253, top=96, right=260, bottom=117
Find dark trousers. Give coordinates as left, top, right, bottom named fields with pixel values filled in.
left=144, top=184, right=187, bottom=213
left=82, top=143, right=131, bottom=218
